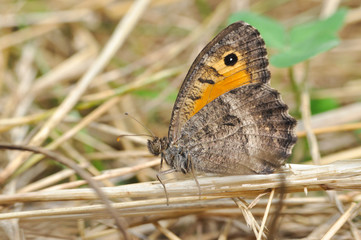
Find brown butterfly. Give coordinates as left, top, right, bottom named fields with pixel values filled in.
left=147, top=21, right=297, bottom=199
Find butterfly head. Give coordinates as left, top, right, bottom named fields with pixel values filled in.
left=147, top=136, right=168, bottom=156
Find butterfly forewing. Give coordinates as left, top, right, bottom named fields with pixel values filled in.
left=168, top=21, right=270, bottom=141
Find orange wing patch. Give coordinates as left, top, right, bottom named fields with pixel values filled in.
left=190, top=51, right=254, bottom=117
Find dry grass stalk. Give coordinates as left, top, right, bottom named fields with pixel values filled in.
left=1, top=0, right=361, bottom=239
left=0, top=161, right=360, bottom=220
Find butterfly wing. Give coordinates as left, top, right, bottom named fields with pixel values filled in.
left=176, top=83, right=297, bottom=174
left=169, top=21, right=270, bottom=141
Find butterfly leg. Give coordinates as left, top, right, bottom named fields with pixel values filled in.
left=187, top=154, right=201, bottom=200
left=156, top=168, right=176, bottom=206
left=160, top=152, right=164, bottom=169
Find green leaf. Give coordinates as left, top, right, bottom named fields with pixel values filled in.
left=290, top=8, right=347, bottom=46
left=132, top=89, right=160, bottom=99
left=228, top=11, right=286, bottom=49
left=271, top=8, right=347, bottom=67
left=195, top=0, right=212, bottom=19
left=91, top=160, right=105, bottom=171
left=228, top=9, right=347, bottom=68
left=310, top=98, right=340, bottom=115
left=271, top=35, right=339, bottom=67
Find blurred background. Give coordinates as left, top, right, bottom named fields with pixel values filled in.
left=1, top=0, right=361, bottom=239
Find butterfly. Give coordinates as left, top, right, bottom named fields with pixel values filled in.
left=147, top=21, right=297, bottom=199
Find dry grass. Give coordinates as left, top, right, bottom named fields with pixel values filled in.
left=1, top=0, right=361, bottom=239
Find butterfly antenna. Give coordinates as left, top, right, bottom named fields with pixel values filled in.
left=123, top=112, right=155, bottom=138
left=116, top=134, right=154, bottom=142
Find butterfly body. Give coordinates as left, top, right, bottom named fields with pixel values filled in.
left=147, top=21, right=297, bottom=177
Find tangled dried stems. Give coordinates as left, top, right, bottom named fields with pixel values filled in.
left=1, top=0, right=361, bottom=239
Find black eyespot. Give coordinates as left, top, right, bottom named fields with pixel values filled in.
left=224, top=53, right=238, bottom=66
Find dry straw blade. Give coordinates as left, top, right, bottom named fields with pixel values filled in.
left=1, top=160, right=361, bottom=221
left=1, top=0, right=361, bottom=239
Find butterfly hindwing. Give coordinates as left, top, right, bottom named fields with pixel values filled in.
left=175, top=83, right=297, bottom=174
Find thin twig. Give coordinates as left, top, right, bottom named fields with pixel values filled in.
left=0, top=143, right=129, bottom=239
